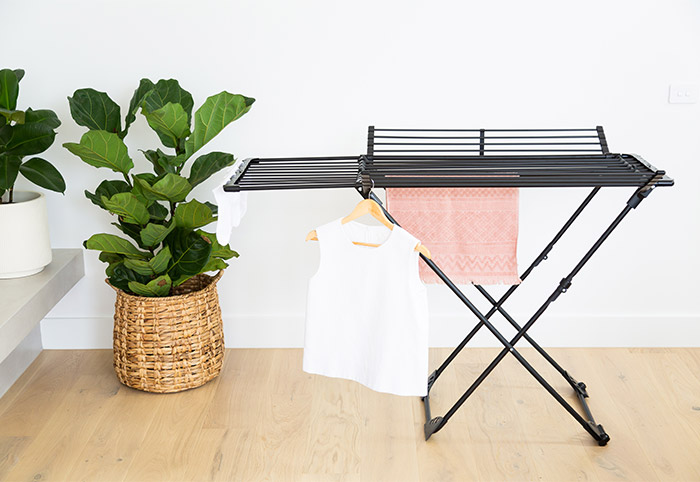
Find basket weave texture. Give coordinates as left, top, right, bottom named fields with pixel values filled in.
left=111, top=271, right=225, bottom=393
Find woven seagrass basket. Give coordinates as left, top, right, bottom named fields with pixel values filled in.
left=110, top=271, right=225, bottom=393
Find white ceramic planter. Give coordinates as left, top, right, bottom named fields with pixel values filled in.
left=0, top=191, right=52, bottom=278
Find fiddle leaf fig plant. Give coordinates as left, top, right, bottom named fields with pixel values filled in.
left=0, top=68, right=65, bottom=203
left=64, top=78, right=254, bottom=296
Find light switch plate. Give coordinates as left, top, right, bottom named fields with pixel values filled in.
left=669, top=84, right=698, bottom=104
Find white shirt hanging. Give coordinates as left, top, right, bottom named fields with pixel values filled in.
left=303, top=218, right=429, bottom=396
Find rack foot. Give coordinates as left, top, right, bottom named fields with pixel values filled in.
left=587, top=422, right=610, bottom=446
left=424, top=416, right=444, bottom=441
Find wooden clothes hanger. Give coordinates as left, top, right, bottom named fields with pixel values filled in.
left=306, top=199, right=432, bottom=259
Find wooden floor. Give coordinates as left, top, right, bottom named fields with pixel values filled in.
left=1, top=348, right=699, bottom=481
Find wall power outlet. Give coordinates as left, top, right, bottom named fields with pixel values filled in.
left=669, top=84, right=698, bottom=104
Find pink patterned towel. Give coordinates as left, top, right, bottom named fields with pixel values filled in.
left=386, top=188, right=521, bottom=285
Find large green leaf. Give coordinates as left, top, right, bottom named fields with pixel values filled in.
left=99, top=252, right=123, bottom=265
left=140, top=148, right=185, bottom=175
left=143, top=102, right=190, bottom=149
left=85, top=179, right=131, bottom=209
left=67, top=88, right=121, bottom=133
left=141, top=149, right=166, bottom=175
left=140, top=222, right=175, bottom=248
left=84, top=233, right=148, bottom=258
left=204, top=201, right=218, bottom=215
left=133, top=172, right=157, bottom=184
left=2, top=121, right=56, bottom=156
left=142, top=79, right=194, bottom=123
left=197, top=230, right=238, bottom=259
left=172, top=273, right=195, bottom=287
left=109, top=262, right=151, bottom=292
left=0, top=154, right=21, bottom=191
left=149, top=246, right=172, bottom=274
left=123, top=257, right=155, bottom=276
left=134, top=173, right=191, bottom=203
left=123, top=78, right=155, bottom=137
left=202, top=257, right=228, bottom=273
left=148, top=202, right=169, bottom=222
left=164, top=228, right=212, bottom=279
left=128, top=274, right=172, bottom=297
left=63, top=130, right=133, bottom=175
left=111, top=221, right=149, bottom=249
left=130, top=172, right=157, bottom=206
left=101, top=192, right=150, bottom=225
left=0, top=123, right=8, bottom=146
left=0, top=108, right=25, bottom=124
left=19, top=157, right=66, bottom=193
left=188, top=151, right=235, bottom=188
left=0, top=69, right=23, bottom=111
left=174, top=199, right=216, bottom=229
left=24, top=108, right=61, bottom=129
left=105, top=260, right=120, bottom=278
left=185, top=92, right=254, bottom=159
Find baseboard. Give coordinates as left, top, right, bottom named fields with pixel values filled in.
left=40, top=314, right=700, bottom=349
left=0, top=324, right=42, bottom=399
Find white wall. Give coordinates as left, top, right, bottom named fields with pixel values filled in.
left=4, top=0, right=699, bottom=348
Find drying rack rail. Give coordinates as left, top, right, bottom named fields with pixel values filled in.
left=224, top=126, right=673, bottom=445
left=224, top=128, right=672, bottom=193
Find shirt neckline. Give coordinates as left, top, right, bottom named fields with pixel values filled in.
left=337, top=218, right=397, bottom=251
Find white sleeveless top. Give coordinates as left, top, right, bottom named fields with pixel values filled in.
left=303, top=218, right=429, bottom=396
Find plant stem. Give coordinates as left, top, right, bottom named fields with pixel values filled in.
left=123, top=173, right=133, bottom=188
left=8, top=187, right=13, bottom=203
left=175, top=144, right=184, bottom=174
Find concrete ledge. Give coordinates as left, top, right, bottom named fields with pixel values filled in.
left=0, top=249, right=84, bottom=364
left=0, top=324, right=42, bottom=399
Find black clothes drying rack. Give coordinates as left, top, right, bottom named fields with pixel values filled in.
left=224, top=126, right=673, bottom=445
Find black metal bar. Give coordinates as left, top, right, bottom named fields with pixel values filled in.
left=379, top=184, right=647, bottom=443
left=373, top=148, right=605, bottom=153
left=376, top=142, right=603, bottom=146
left=245, top=153, right=641, bottom=162
left=417, top=250, right=607, bottom=441
left=230, top=158, right=257, bottom=184
left=375, top=179, right=656, bottom=188
left=431, top=187, right=600, bottom=382
left=374, top=128, right=598, bottom=132
left=368, top=192, right=602, bottom=441
left=225, top=183, right=358, bottom=192
left=596, top=126, right=609, bottom=154
left=421, top=388, right=433, bottom=439
left=374, top=135, right=600, bottom=140
left=371, top=153, right=640, bottom=160
left=223, top=150, right=671, bottom=194
left=473, top=285, right=568, bottom=379
left=246, top=156, right=359, bottom=162
left=228, top=178, right=665, bottom=192
left=435, top=188, right=649, bottom=442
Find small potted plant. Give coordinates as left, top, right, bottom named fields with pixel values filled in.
left=64, top=78, right=254, bottom=392
left=0, top=68, right=65, bottom=278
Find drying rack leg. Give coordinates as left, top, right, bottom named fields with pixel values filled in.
left=368, top=186, right=655, bottom=444
left=429, top=188, right=600, bottom=387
